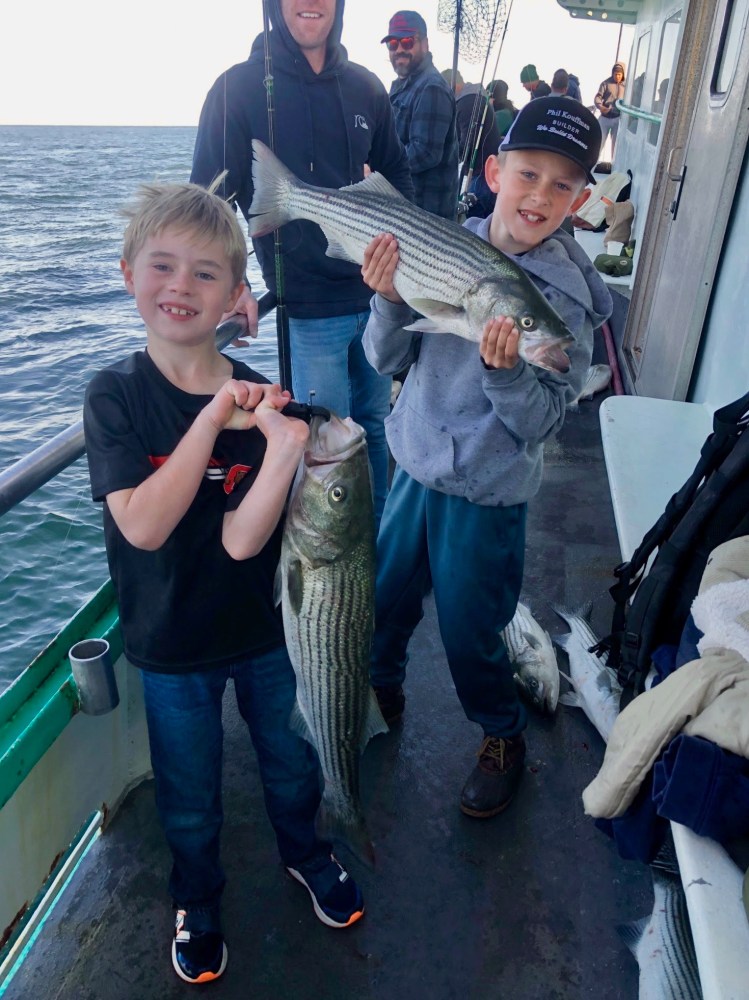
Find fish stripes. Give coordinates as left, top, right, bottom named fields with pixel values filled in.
left=249, top=140, right=576, bottom=373
left=278, top=414, right=387, bottom=867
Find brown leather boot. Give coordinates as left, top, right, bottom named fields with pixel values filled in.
left=460, top=734, right=526, bottom=818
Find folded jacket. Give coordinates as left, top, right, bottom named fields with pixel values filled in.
left=653, top=733, right=749, bottom=842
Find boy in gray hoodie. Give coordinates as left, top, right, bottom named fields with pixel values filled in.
left=362, top=97, right=612, bottom=818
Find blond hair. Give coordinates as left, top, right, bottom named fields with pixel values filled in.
left=121, top=175, right=247, bottom=285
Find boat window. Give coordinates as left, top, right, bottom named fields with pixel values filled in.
left=713, top=0, right=749, bottom=97
left=649, top=11, right=682, bottom=145
left=627, top=29, right=651, bottom=134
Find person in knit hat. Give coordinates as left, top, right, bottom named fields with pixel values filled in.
left=594, top=62, right=626, bottom=158
left=519, top=64, right=551, bottom=99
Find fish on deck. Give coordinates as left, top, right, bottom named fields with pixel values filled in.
left=248, top=140, right=576, bottom=374
left=501, top=601, right=560, bottom=715
left=617, top=841, right=702, bottom=999
left=276, top=412, right=387, bottom=868
left=553, top=603, right=622, bottom=742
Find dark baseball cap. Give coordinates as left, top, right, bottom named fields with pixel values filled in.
left=500, top=96, right=601, bottom=184
left=382, top=10, right=428, bottom=42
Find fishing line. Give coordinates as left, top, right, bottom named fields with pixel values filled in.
left=262, top=0, right=293, bottom=392
left=459, top=0, right=512, bottom=196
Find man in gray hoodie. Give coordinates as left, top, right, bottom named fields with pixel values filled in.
left=361, top=97, right=612, bottom=819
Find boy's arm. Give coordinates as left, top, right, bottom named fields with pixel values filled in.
left=105, top=381, right=287, bottom=551
left=222, top=403, right=309, bottom=560
left=361, top=234, right=420, bottom=375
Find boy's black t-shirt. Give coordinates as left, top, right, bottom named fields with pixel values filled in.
left=83, top=350, right=285, bottom=672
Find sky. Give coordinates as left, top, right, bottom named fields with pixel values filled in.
left=0, top=1, right=632, bottom=127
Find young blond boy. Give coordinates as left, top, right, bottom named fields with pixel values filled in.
left=362, top=97, right=613, bottom=818
left=83, top=182, right=363, bottom=986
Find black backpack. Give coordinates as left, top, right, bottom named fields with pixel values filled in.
left=594, top=389, right=749, bottom=706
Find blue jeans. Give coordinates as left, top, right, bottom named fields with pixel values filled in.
left=598, top=116, right=619, bottom=157
left=288, top=312, right=391, bottom=523
left=141, top=646, right=328, bottom=928
left=371, top=467, right=527, bottom=738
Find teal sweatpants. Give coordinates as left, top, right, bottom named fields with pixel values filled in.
left=371, top=466, right=527, bottom=738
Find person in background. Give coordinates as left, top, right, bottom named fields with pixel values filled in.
left=452, top=72, right=502, bottom=217
left=550, top=68, right=570, bottom=97
left=190, top=0, right=414, bottom=527
left=361, top=97, right=612, bottom=821
left=594, top=62, right=626, bottom=159
left=383, top=9, right=458, bottom=221
left=566, top=72, right=583, bottom=102
left=519, top=64, right=551, bottom=99
left=83, top=181, right=365, bottom=986
left=488, top=79, right=518, bottom=140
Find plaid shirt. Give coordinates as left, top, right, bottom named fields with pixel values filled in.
left=389, top=54, right=459, bottom=220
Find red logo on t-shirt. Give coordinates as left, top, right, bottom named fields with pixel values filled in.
left=224, top=464, right=251, bottom=494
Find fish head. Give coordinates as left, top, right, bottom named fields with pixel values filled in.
left=515, top=631, right=560, bottom=715
left=287, top=414, right=374, bottom=561
left=467, top=277, right=575, bottom=374
left=513, top=662, right=547, bottom=714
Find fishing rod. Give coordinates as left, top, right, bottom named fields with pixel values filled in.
left=262, top=0, right=293, bottom=393
left=458, top=0, right=513, bottom=200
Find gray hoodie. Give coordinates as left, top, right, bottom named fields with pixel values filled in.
left=363, top=217, right=612, bottom=506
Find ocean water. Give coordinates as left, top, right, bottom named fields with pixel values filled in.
left=0, top=126, right=275, bottom=692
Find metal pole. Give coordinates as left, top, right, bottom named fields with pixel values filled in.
left=262, top=0, right=293, bottom=393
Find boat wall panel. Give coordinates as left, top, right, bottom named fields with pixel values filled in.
left=0, top=656, right=149, bottom=949
left=690, top=152, right=749, bottom=405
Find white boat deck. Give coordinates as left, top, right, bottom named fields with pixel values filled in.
left=599, top=395, right=749, bottom=1000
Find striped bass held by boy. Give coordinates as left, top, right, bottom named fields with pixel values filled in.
left=248, top=141, right=575, bottom=374
left=275, top=412, right=388, bottom=868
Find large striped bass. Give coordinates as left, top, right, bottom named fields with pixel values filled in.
left=248, top=140, right=575, bottom=374
left=276, top=413, right=387, bottom=868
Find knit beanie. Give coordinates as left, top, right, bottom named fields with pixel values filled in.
left=520, top=64, right=539, bottom=83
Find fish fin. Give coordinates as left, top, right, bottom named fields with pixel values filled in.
left=361, top=687, right=390, bottom=747
left=558, top=668, right=573, bottom=684
left=248, top=140, right=298, bottom=237
left=324, top=235, right=360, bottom=264
left=404, top=299, right=467, bottom=334
left=316, top=795, right=376, bottom=870
left=273, top=565, right=283, bottom=608
left=558, top=691, right=581, bottom=708
left=286, top=559, right=305, bottom=616
left=615, top=917, right=649, bottom=954
left=523, top=630, right=542, bottom=651
left=340, top=171, right=405, bottom=200
left=553, top=631, right=571, bottom=652
left=288, top=700, right=318, bottom=750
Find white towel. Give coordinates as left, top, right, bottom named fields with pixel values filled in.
left=692, top=578, right=749, bottom=663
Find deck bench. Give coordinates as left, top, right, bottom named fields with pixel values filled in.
left=598, top=394, right=749, bottom=1000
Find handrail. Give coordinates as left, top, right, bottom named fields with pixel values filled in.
left=616, top=99, right=663, bottom=125
left=0, top=295, right=277, bottom=518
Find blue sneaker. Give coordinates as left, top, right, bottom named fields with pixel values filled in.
left=171, top=909, right=228, bottom=984
left=286, top=855, right=364, bottom=928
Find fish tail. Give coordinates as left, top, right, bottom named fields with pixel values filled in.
left=248, top=140, right=297, bottom=237
left=316, top=794, right=376, bottom=871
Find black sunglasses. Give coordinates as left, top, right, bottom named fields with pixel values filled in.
left=386, top=36, right=419, bottom=52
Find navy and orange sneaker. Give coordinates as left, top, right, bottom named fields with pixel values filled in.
left=286, top=855, right=364, bottom=928
left=171, top=909, right=228, bottom=984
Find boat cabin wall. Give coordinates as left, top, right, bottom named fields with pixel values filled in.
left=613, top=0, right=685, bottom=267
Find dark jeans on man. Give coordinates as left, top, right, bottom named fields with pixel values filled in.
left=370, top=466, right=527, bottom=738
left=141, top=646, right=328, bottom=931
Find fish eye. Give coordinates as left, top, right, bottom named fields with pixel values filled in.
left=519, top=315, right=536, bottom=331
left=330, top=485, right=346, bottom=503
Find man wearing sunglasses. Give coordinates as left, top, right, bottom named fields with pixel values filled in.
left=382, top=10, right=458, bottom=221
